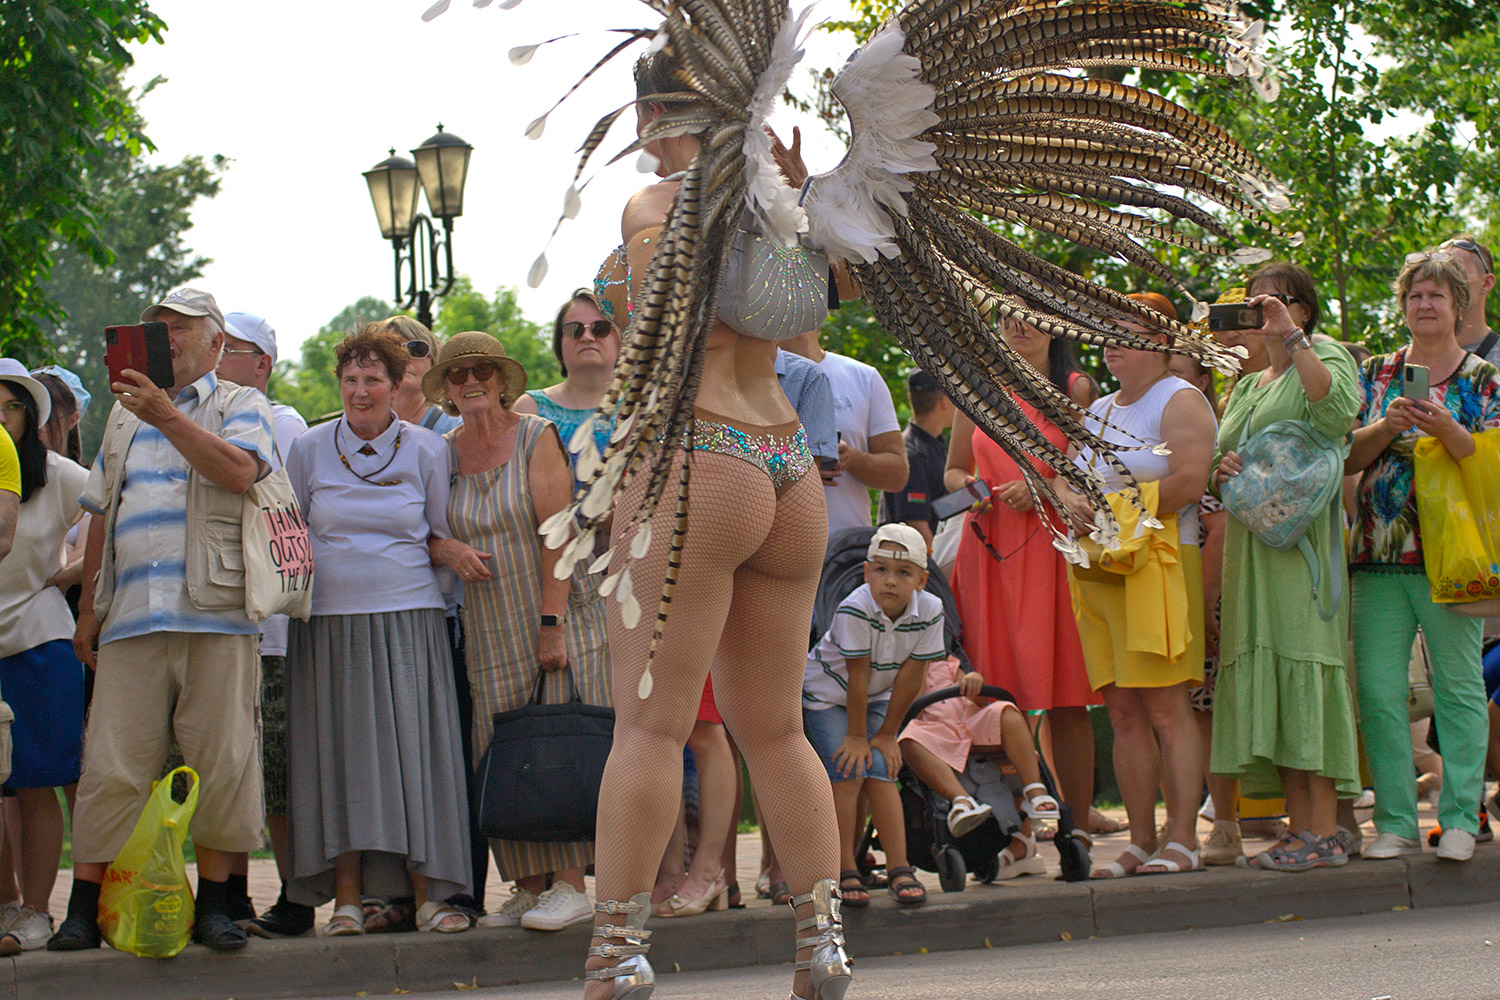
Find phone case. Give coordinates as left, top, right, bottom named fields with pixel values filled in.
left=105, top=322, right=174, bottom=389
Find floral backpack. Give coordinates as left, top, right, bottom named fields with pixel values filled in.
left=1220, top=418, right=1347, bottom=621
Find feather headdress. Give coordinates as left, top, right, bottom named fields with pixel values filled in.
left=432, top=0, right=1289, bottom=696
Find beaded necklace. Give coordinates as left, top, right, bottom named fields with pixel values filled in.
left=334, top=417, right=403, bottom=487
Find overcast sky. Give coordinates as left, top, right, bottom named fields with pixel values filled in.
left=123, top=0, right=859, bottom=362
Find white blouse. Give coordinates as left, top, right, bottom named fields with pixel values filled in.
left=0, top=452, right=89, bottom=658
left=285, top=415, right=454, bottom=617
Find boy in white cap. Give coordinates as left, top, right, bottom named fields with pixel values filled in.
left=802, top=523, right=944, bottom=906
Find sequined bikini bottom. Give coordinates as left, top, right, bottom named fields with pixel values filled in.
left=690, top=407, right=813, bottom=495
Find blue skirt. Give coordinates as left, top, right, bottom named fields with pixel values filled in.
left=0, top=640, right=85, bottom=790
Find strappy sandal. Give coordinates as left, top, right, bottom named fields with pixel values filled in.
left=886, top=865, right=926, bottom=905
left=994, top=832, right=1047, bottom=880
left=363, top=895, right=416, bottom=934
left=1091, top=842, right=1152, bottom=879
left=837, top=870, right=869, bottom=908
left=770, top=880, right=793, bottom=907
left=1135, top=841, right=1204, bottom=875
left=1253, top=830, right=1348, bottom=872
left=322, top=903, right=365, bottom=937
left=1020, top=783, right=1060, bottom=822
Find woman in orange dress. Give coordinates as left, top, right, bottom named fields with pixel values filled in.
left=945, top=316, right=1099, bottom=858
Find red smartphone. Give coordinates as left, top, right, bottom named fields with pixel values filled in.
left=105, top=322, right=174, bottom=390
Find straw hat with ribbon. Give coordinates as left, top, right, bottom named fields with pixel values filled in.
left=421, top=331, right=528, bottom=414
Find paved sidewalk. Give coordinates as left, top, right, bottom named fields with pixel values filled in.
left=15, top=802, right=1496, bottom=1000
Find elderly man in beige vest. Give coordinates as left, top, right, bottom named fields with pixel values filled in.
left=48, top=288, right=275, bottom=954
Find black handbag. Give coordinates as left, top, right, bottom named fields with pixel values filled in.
left=474, top=666, right=614, bottom=842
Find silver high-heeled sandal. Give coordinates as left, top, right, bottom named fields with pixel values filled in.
left=586, top=892, right=654, bottom=1000
left=788, top=879, right=852, bottom=1000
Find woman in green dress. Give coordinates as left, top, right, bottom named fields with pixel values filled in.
left=1209, top=261, right=1362, bottom=871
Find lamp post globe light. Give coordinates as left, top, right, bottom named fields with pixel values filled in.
left=362, top=124, right=473, bottom=329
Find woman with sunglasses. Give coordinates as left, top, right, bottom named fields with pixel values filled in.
left=1344, top=251, right=1500, bottom=862
left=1209, top=261, right=1362, bottom=871
left=514, top=291, right=618, bottom=476
left=380, top=315, right=461, bottom=435
left=283, top=325, right=474, bottom=935
left=423, top=331, right=610, bottom=933
left=942, top=314, right=1100, bottom=872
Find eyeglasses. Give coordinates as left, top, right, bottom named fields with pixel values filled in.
left=1440, top=238, right=1494, bottom=275
left=405, top=339, right=432, bottom=359
left=444, top=361, right=498, bottom=385
left=221, top=348, right=263, bottom=356
left=561, top=319, right=615, bottom=340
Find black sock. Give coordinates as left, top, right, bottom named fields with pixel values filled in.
left=67, top=879, right=102, bottom=924
left=196, top=877, right=229, bottom=918
left=227, top=872, right=250, bottom=906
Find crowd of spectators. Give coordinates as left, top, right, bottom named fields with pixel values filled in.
left=0, top=231, right=1494, bottom=956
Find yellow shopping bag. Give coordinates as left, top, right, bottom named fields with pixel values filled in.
left=1413, top=428, right=1500, bottom=611
left=98, top=766, right=199, bottom=958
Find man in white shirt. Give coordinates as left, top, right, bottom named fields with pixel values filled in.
left=214, top=311, right=313, bottom=937
left=782, top=331, right=908, bottom=537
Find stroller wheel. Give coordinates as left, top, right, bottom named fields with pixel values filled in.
left=934, top=845, right=967, bottom=893
left=971, top=851, right=999, bottom=884
left=1054, top=828, right=1091, bottom=882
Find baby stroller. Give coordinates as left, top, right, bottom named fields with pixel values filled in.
left=813, top=527, right=1091, bottom=888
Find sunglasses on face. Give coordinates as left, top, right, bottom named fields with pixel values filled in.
left=1440, top=238, right=1494, bottom=275
left=1263, top=292, right=1300, bottom=306
left=444, top=361, right=498, bottom=386
left=561, top=319, right=615, bottom=340
left=406, top=339, right=432, bottom=359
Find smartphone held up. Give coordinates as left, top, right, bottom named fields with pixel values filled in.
left=1206, top=302, right=1265, bottom=333
left=1401, top=364, right=1430, bottom=400
left=105, top=322, right=174, bottom=391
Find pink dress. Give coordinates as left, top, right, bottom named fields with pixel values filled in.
left=949, top=376, right=1097, bottom=709
left=898, top=657, right=1014, bottom=773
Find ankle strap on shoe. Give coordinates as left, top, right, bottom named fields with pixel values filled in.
left=788, top=878, right=842, bottom=912
left=595, top=898, right=645, bottom=915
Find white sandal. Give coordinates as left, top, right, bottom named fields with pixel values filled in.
left=1135, top=841, right=1204, bottom=875
left=321, top=903, right=365, bottom=937
left=1090, top=842, right=1152, bottom=879
left=1020, top=782, right=1060, bottom=821
left=993, top=831, right=1047, bottom=880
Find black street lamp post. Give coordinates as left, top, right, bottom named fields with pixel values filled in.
left=362, top=124, right=473, bottom=329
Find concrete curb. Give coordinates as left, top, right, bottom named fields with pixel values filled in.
left=11, top=850, right=1497, bottom=999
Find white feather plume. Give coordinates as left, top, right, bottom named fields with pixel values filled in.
left=800, top=21, right=939, bottom=264
left=741, top=4, right=817, bottom=246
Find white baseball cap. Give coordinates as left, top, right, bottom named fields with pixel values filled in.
left=224, top=311, right=278, bottom=364
left=866, top=523, right=927, bottom=570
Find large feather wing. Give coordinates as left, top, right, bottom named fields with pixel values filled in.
left=802, top=0, right=1289, bottom=547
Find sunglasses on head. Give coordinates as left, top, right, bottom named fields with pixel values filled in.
left=406, top=339, right=432, bottom=359
left=1405, top=249, right=1455, bottom=268
left=1440, top=238, right=1494, bottom=275
left=444, top=361, right=499, bottom=385
left=561, top=319, right=614, bottom=340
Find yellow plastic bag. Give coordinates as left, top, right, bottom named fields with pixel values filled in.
left=98, top=766, right=199, bottom=958
left=1413, top=428, right=1500, bottom=610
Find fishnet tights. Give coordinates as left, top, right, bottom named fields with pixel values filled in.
left=585, top=450, right=839, bottom=996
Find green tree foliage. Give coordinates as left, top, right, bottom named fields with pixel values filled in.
left=269, top=296, right=394, bottom=423
left=1, top=0, right=166, bottom=355
left=432, top=278, right=563, bottom=391
left=30, top=75, right=224, bottom=459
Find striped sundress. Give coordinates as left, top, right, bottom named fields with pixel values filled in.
left=446, top=414, right=611, bottom=881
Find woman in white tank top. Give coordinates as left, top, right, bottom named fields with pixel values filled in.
left=1057, top=292, right=1218, bottom=878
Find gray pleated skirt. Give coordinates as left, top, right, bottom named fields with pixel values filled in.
left=285, top=608, right=472, bottom=906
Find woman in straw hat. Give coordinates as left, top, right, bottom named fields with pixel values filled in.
left=423, top=331, right=610, bottom=932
